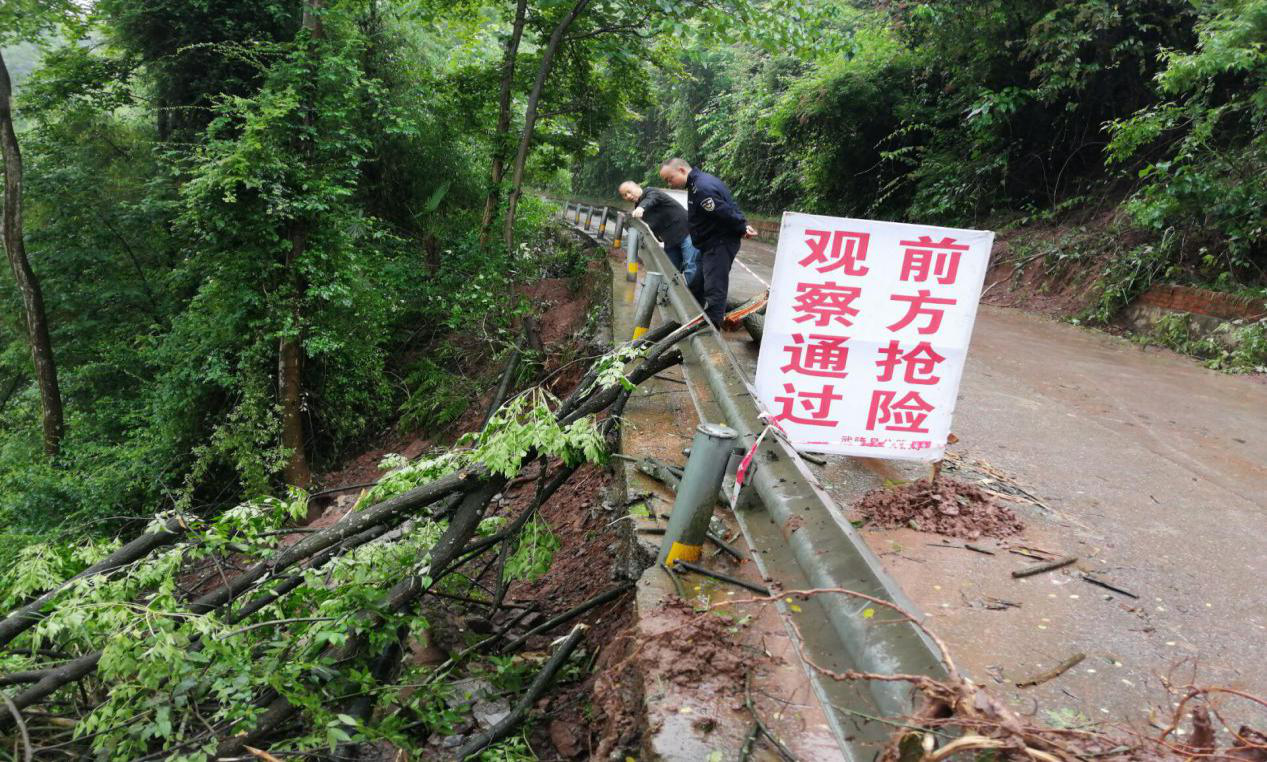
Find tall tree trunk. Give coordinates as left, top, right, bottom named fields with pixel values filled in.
left=278, top=0, right=324, bottom=488
left=479, top=0, right=528, bottom=246
left=302, top=0, right=324, bottom=37
left=279, top=226, right=311, bottom=488
left=0, top=50, right=64, bottom=457
left=501, top=0, right=591, bottom=251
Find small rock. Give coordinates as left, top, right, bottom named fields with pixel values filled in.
left=549, top=719, right=583, bottom=757
left=465, top=616, right=495, bottom=635
left=430, top=734, right=465, bottom=748
left=472, top=698, right=512, bottom=729
left=445, top=678, right=494, bottom=708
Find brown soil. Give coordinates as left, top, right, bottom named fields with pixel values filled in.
left=982, top=210, right=1151, bottom=318
left=855, top=477, right=1024, bottom=540
left=633, top=598, right=752, bottom=691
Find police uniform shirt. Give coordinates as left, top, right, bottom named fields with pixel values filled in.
left=685, top=168, right=748, bottom=249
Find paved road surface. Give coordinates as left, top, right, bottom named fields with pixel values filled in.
left=725, top=237, right=1267, bottom=728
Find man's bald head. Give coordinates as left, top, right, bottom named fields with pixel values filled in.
left=618, top=181, right=642, bottom=202
left=659, top=158, right=691, bottom=189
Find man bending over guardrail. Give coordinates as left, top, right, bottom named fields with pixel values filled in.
left=619, top=180, right=700, bottom=287
left=658, top=158, right=758, bottom=327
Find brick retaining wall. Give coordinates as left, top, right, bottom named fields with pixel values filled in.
left=1136, top=285, right=1265, bottom=321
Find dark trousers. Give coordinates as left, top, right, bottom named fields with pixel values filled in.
left=691, top=237, right=741, bottom=327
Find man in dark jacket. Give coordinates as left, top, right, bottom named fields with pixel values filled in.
left=618, top=181, right=699, bottom=286
left=659, top=158, right=757, bottom=326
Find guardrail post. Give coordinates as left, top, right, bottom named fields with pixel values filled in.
left=572, top=204, right=582, bottom=223
left=584, top=206, right=595, bottom=231
left=657, top=423, right=739, bottom=566
left=630, top=270, right=663, bottom=340
left=564, top=202, right=574, bottom=221
left=612, top=212, right=625, bottom=249
left=624, top=227, right=640, bottom=282
left=598, top=206, right=610, bottom=237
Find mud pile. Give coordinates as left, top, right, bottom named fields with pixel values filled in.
left=856, top=477, right=1024, bottom=540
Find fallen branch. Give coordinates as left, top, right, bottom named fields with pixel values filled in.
left=3, top=694, right=32, bottom=762
left=744, top=669, right=798, bottom=762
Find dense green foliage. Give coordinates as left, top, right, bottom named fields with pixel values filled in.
left=0, top=0, right=643, bottom=536
left=578, top=0, right=1267, bottom=330
left=0, top=391, right=606, bottom=759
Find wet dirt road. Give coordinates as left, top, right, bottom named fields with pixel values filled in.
left=725, top=238, right=1267, bottom=730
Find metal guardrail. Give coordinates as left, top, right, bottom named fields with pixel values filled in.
left=559, top=201, right=949, bottom=760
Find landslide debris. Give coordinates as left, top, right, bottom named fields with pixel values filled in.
left=856, top=477, right=1024, bottom=540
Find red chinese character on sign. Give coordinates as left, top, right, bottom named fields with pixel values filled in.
left=781, top=334, right=850, bottom=379
left=866, top=390, right=934, bottom=433
left=773, top=383, right=843, bottom=428
left=792, top=282, right=862, bottom=327
left=875, top=340, right=946, bottom=385
left=888, top=289, right=956, bottom=334
left=800, top=230, right=870, bottom=276
left=899, top=236, right=968, bottom=284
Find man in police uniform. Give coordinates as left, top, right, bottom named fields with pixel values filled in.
left=659, top=158, right=757, bottom=327
left=618, top=181, right=699, bottom=286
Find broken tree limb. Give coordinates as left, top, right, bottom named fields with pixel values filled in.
left=481, top=348, right=522, bottom=430
left=188, top=468, right=480, bottom=616
left=0, top=335, right=671, bottom=746
left=1015, top=653, right=1085, bottom=687
left=455, top=623, right=588, bottom=760
left=557, top=320, right=681, bottom=419
left=559, top=348, right=684, bottom=425
left=744, top=669, right=798, bottom=762
left=0, top=483, right=467, bottom=727
left=1011, top=556, right=1077, bottom=579
left=0, top=518, right=401, bottom=727
left=500, top=582, right=633, bottom=654
left=0, top=515, right=188, bottom=650
left=216, top=477, right=509, bottom=757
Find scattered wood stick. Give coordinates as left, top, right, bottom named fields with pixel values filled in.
left=672, top=561, right=769, bottom=595
left=1015, top=653, right=1085, bottom=687
left=1012, top=556, right=1077, bottom=579
left=926, top=542, right=996, bottom=556
left=3, top=694, right=32, bottom=762
left=1080, top=573, right=1139, bottom=599
left=744, top=670, right=799, bottom=761
left=797, top=450, right=827, bottom=466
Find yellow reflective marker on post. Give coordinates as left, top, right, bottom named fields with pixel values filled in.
left=664, top=541, right=702, bottom=565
